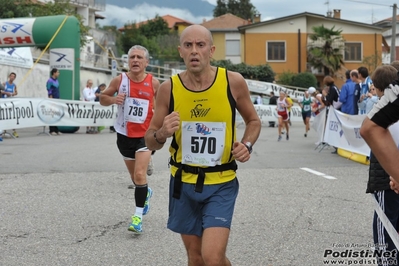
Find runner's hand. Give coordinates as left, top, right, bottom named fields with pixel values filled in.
left=232, top=141, right=250, bottom=163
left=160, top=111, right=180, bottom=138
left=115, top=93, right=125, bottom=105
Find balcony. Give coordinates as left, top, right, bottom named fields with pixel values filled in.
left=69, top=0, right=106, bottom=11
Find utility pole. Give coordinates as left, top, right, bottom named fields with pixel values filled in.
left=391, top=3, right=397, bottom=63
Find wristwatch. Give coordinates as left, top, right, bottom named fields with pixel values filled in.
left=242, top=141, right=253, bottom=154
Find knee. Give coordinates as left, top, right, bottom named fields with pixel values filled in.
left=202, top=253, right=227, bottom=266
left=133, top=171, right=146, bottom=184
left=187, top=250, right=203, bottom=265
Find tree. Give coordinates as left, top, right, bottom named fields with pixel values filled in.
left=362, top=52, right=382, bottom=73
left=139, top=15, right=169, bottom=39
left=307, top=25, right=345, bottom=77
left=213, top=0, right=258, bottom=21
left=213, top=0, right=228, bottom=17
left=120, top=15, right=180, bottom=61
left=0, top=0, right=89, bottom=47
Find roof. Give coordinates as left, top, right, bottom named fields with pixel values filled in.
left=118, top=14, right=193, bottom=32
left=95, top=13, right=105, bottom=20
left=201, top=13, right=251, bottom=31
left=238, top=12, right=383, bottom=31
left=374, top=15, right=399, bottom=28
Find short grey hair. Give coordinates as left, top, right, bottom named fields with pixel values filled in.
left=128, top=45, right=150, bottom=60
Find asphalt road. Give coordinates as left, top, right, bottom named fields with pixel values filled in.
left=0, top=122, right=374, bottom=266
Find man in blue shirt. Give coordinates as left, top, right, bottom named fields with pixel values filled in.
left=339, top=70, right=357, bottom=115
left=358, top=66, right=372, bottom=114
left=46, top=68, right=61, bottom=135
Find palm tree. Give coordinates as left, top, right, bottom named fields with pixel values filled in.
left=307, top=25, right=345, bottom=76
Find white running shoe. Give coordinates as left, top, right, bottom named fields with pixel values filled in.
left=147, top=157, right=154, bottom=176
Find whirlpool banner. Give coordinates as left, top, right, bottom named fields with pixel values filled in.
left=0, top=98, right=116, bottom=130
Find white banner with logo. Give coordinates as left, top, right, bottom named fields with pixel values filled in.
left=246, top=80, right=306, bottom=101
left=50, top=48, right=74, bottom=71
left=0, top=18, right=35, bottom=47
left=321, top=108, right=370, bottom=156
left=0, top=98, right=116, bottom=130
left=311, top=108, right=327, bottom=145
left=0, top=47, right=33, bottom=68
left=236, top=104, right=311, bottom=127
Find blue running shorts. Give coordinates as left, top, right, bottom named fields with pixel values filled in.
left=167, top=176, right=239, bottom=237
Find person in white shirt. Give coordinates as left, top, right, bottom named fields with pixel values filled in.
left=82, top=79, right=97, bottom=133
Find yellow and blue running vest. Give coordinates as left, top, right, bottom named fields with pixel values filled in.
left=169, top=67, right=237, bottom=185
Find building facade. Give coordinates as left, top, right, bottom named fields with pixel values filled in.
left=238, top=11, right=384, bottom=87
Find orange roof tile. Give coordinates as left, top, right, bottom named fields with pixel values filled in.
left=201, top=13, right=251, bottom=30
left=118, top=14, right=193, bottom=32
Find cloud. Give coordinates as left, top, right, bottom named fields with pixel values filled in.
left=203, top=0, right=391, bottom=24
left=97, top=3, right=213, bottom=28
left=98, top=0, right=393, bottom=29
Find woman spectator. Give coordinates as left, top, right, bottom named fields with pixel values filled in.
left=310, top=87, right=325, bottom=116
left=323, top=75, right=340, bottom=110
left=365, top=84, right=379, bottom=114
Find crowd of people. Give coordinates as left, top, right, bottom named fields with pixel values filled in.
left=296, top=62, right=399, bottom=266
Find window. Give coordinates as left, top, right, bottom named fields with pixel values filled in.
left=226, top=40, right=240, bottom=56
left=344, top=42, right=362, bottom=61
left=267, top=41, right=285, bottom=61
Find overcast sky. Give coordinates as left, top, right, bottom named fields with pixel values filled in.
left=98, top=0, right=395, bottom=28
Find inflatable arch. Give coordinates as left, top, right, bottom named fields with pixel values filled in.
left=0, top=15, right=80, bottom=100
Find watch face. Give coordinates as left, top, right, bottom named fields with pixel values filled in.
left=244, top=142, right=252, bottom=153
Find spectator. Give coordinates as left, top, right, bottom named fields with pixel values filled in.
left=360, top=65, right=399, bottom=183
left=339, top=70, right=357, bottom=115
left=323, top=75, right=340, bottom=153
left=95, top=83, right=106, bottom=132
left=268, top=91, right=278, bottom=127
left=358, top=66, right=372, bottom=114
left=365, top=84, right=379, bottom=114
left=94, top=83, right=106, bottom=102
left=310, top=87, right=325, bottom=116
left=2, top=72, right=19, bottom=138
left=269, top=91, right=278, bottom=105
left=253, top=94, right=262, bottom=104
left=351, top=69, right=361, bottom=115
left=82, top=79, right=97, bottom=134
left=323, top=75, right=340, bottom=109
left=364, top=64, right=399, bottom=266
left=46, top=68, right=61, bottom=136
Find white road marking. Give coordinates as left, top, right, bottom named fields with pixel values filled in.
left=300, top=167, right=337, bottom=180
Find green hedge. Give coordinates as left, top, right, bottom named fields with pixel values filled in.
left=278, top=71, right=317, bottom=88
left=211, top=60, right=275, bottom=82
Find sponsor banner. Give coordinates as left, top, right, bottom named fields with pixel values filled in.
left=236, top=104, right=309, bottom=126
left=323, top=108, right=370, bottom=156
left=311, top=108, right=327, bottom=145
left=0, top=98, right=116, bottom=130
left=50, top=48, right=74, bottom=71
left=0, top=47, right=33, bottom=68
left=246, top=80, right=306, bottom=101
left=0, top=18, right=35, bottom=46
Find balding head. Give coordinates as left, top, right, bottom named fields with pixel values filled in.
left=180, top=25, right=213, bottom=46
